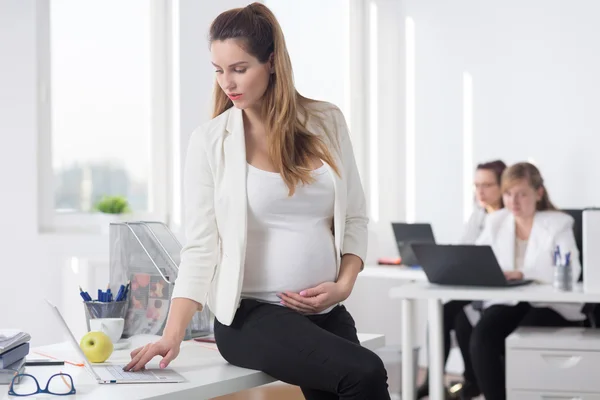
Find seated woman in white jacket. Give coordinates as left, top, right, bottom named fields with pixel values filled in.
left=454, top=162, right=583, bottom=400
left=418, top=160, right=506, bottom=399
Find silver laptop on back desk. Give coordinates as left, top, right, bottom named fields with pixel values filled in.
left=47, top=300, right=185, bottom=384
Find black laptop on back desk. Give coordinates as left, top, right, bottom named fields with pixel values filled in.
left=391, top=223, right=436, bottom=266
left=411, top=244, right=533, bottom=287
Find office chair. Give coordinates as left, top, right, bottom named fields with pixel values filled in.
left=562, top=209, right=599, bottom=327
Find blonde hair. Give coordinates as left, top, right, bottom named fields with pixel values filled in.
left=209, top=3, right=340, bottom=195
left=501, top=162, right=556, bottom=211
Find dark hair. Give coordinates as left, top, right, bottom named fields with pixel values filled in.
left=501, top=162, right=557, bottom=211
left=476, top=160, right=507, bottom=185
left=209, top=3, right=274, bottom=64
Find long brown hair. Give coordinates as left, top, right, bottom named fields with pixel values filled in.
left=209, top=3, right=340, bottom=195
left=501, top=162, right=557, bottom=211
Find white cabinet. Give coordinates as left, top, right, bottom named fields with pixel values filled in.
left=506, top=327, right=600, bottom=399
left=510, top=392, right=600, bottom=400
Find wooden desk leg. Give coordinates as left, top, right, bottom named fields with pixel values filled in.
left=428, top=299, right=444, bottom=400
left=401, top=298, right=415, bottom=400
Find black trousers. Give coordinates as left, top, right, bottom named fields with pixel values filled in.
left=442, top=301, right=477, bottom=384
left=214, top=299, right=391, bottom=400
left=455, top=302, right=581, bottom=400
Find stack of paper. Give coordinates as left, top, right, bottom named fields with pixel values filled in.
left=0, top=358, right=26, bottom=385
left=0, top=331, right=30, bottom=386
left=0, top=330, right=31, bottom=353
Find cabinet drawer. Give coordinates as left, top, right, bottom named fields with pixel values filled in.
left=507, top=349, right=600, bottom=392
left=509, top=391, right=600, bottom=400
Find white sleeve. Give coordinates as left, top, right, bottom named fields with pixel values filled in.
left=171, top=127, right=219, bottom=307
left=475, top=219, right=493, bottom=246
left=461, top=208, right=485, bottom=244
left=331, top=108, right=369, bottom=264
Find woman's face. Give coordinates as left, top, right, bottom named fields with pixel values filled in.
left=474, top=169, right=502, bottom=209
left=503, top=179, right=543, bottom=219
left=211, top=39, right=272, bottom=111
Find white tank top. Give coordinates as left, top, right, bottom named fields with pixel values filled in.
left=241, top=163, right=337, bottom=313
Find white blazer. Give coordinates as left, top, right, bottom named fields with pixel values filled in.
left=171, top=102, right=368, bottom=325
left=460, top=206, right=487, bottom=244
left=476, top=208, right=584, bottom=321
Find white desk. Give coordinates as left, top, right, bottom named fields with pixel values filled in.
left=361, top=265, right=427, bottom=281
left=2, top=333, right=384, bottom=400
left=389, top=282, right=600, bottom=400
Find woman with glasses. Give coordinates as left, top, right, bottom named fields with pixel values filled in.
left=461, top=160, right=507, bottom=243
left=417, top=160, right=507, bottom=400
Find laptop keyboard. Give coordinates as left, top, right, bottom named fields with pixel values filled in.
left=105, top=365, right=165, bottom=381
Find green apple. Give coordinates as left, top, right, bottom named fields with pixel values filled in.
left=80, top=331, right=114, bottom=363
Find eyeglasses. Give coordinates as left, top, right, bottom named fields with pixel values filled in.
left=8, top=372, right=76, bottom=397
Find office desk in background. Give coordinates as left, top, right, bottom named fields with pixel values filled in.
left=1, top=334, right=384, bottom=400
left=390, top=282, right=600, bottom=400
left=361, top=265, right=427, bottom=281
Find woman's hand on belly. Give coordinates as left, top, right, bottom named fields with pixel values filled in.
left=277, top=281, right=350, bottom=314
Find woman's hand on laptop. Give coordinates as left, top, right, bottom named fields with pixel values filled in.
left=123, top=336, right=181, bottom=372
left=504, top=271, right=524, bottom=281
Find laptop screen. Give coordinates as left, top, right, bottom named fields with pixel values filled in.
left=391, top=223, right=436, bottom=245
left=46, top=300, right=102, bottom=381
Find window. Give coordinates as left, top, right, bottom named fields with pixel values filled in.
left=40, top=0, right=172, bottom=232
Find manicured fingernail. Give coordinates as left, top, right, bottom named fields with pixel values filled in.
left=160, top=363, right=166, bottom=369
left=300, top=291, right=306, bottom=296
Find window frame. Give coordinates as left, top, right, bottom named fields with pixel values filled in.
left=37, top=0, right=175, bottom=234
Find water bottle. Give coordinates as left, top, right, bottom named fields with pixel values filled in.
left=554, top=250, right=573, bottom=291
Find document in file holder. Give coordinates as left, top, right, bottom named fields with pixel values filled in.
left=108, top=222, right=211, bottom=339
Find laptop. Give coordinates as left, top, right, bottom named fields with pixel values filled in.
left=411, top=244, right=533, bottom=287
left=391, top=223, right=436, bottom=266
left=47, top=300, right=185, bottom=384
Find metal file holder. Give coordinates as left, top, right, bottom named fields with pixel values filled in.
left=108, top=221, right=211, bottom=339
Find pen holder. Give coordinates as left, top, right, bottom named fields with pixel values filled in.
left=83, top=301, right=128, bottom=332
left=554, top=263, right=573, bottom=291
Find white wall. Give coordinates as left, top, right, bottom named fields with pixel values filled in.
left=405, top=0, right=600, bottom=244
left=0, top=0, right=66, bottom=346
left=265, top=0, right=350, bottom=117
left=365, top=0, right=600, bottom=254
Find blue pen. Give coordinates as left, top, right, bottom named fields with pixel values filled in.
left=79, top=286, right=91, bottom=302
left=115, top=285, right=125, bottom=302
left=565, top=252, right=571, bottom=267
left=554, top=245, right=561, bottom=266
left=121, top=280, right=130, bottom=301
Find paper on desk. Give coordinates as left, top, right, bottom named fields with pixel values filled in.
left=0, top=330, right=31, bottom=352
